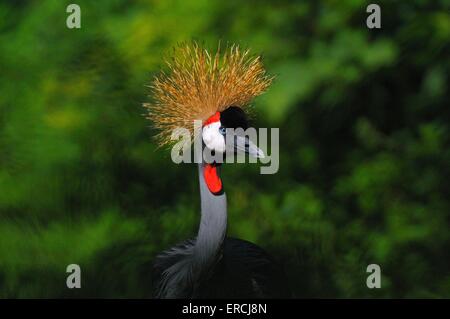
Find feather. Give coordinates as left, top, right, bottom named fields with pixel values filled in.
left=144, top=42, right=273, bottom=148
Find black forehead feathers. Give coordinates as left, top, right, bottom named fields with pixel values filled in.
left=220, top=106, right=249, bottom=129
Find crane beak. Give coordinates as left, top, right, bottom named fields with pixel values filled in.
left=230, top=135, right=265, bottom=159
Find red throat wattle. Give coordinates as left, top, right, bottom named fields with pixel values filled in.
left=203, top=112, right=223, bottom=194
left=204, top=163, right=222, bottom=194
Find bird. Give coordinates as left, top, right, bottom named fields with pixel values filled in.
left=144, top=43, right=290, bottom=298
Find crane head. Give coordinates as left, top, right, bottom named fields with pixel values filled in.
left=144, top=43, right=272, bottom=195
left=202, top=107, right=264, bottom=160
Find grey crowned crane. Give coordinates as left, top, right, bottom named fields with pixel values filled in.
left=144, top=43, right=290, bottom=298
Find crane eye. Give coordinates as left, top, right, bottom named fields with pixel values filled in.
left=219, top=126, right=226, bottom=135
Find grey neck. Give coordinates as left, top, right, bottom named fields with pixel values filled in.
left=192, top=162, right=227, bottom=278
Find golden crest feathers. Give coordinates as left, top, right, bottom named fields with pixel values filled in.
left=144, top=42, right=273, bottom=147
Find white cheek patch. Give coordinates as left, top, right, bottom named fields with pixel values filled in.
left=202, top=122, right=226, bottom=153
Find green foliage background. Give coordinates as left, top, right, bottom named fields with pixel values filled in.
left=0, top=0, right=449, bottom=298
